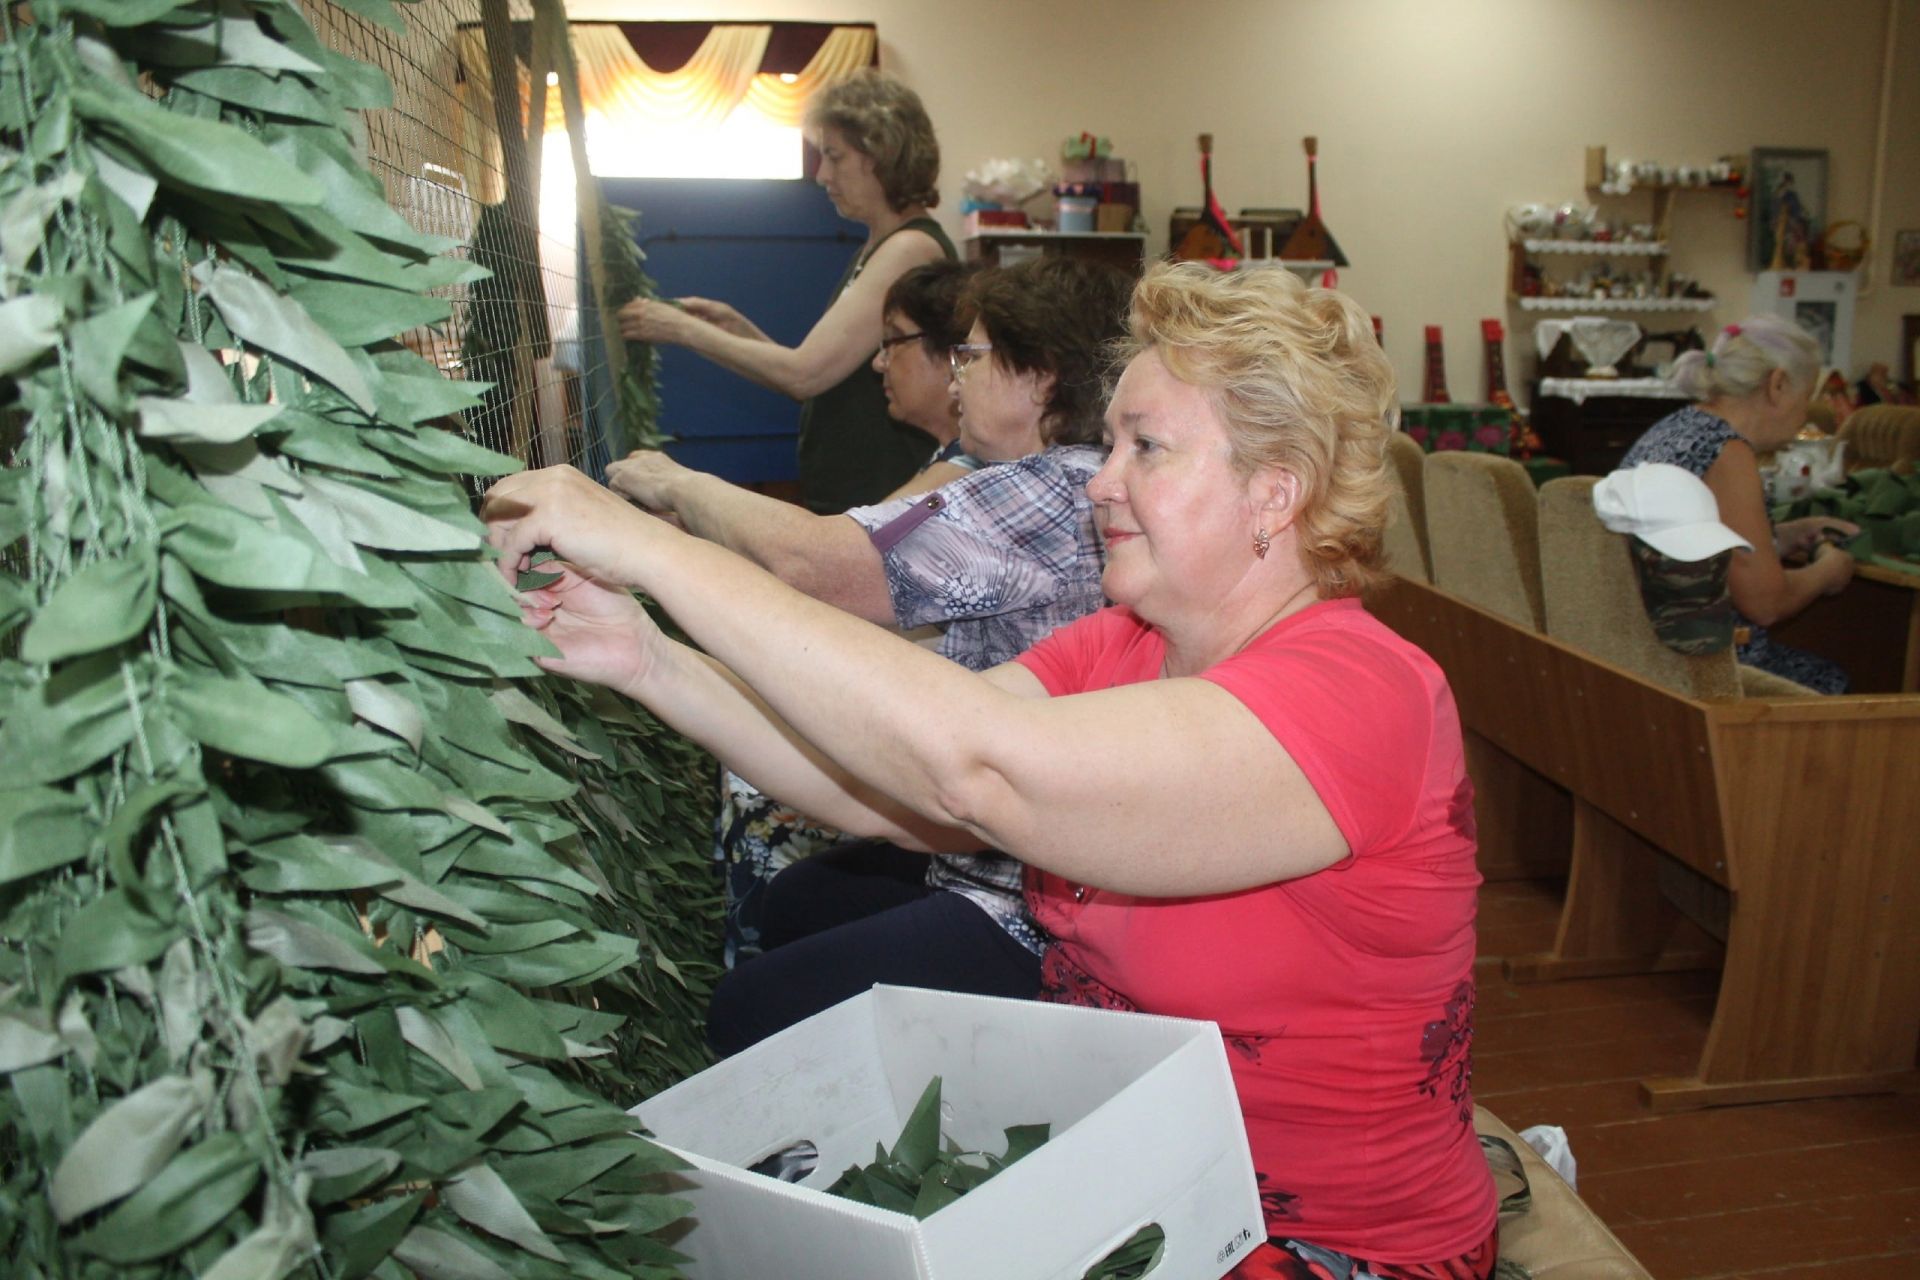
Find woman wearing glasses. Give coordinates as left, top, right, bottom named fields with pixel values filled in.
left=604, top=255, right=1132, bottom=1050
left=631, top=259, right=977, bottom=966
left=616, top=73, right=954, bottom=514
left=485, top=262, right=1497, bottom=1277
left=868, top=260, right=980, bottom=497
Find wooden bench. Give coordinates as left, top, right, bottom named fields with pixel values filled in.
left=1371, top=577, right=1920, bottom=1112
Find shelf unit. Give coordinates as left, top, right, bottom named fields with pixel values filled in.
left=1517, top=296, right=1717, bottom=313
left=1520, top=239, right=1667, bottom=256
left=963, top=230, right=1148, bottom=274
left=1506, top=145, right=1739, bottom=341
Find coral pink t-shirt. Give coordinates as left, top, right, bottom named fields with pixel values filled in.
left=1014, top=599, right=1495, bottom=1263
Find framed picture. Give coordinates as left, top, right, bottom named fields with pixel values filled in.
left=1748, top=147, right=1828, bottom=271
left=1894, top=231, right=1920, bottom=287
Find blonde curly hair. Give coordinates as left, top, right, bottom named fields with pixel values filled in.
left=804, top=72, right=940, bottom=213
left=1119, top=261, right=1398, bottom=598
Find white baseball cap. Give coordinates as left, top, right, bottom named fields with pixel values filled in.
left=1592, top=463, right=1754, bottom=562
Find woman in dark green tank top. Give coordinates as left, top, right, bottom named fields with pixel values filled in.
left=618, top=73, right=953, bottom=513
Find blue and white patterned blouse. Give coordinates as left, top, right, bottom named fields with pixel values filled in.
left=843, top=444, right=1107, bottom=953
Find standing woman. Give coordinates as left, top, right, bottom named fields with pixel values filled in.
left=1621, top=316, right=1856, bottom=692
left=483, top=262, right=1498, bottom=1277
left=618, top=72, right=953, bottom=512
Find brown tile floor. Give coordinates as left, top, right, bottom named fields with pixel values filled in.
left=1475, top=878, right=1920, bottom=1279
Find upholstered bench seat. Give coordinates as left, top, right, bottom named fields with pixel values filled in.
left=1476, top=1107, right=1653, bottom=1280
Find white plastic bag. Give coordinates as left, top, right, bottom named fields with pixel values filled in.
left=1518, top=1124, right=1577, bottom=1191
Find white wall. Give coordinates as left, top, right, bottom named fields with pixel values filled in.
left=568, top=0, right=1920, bottom=402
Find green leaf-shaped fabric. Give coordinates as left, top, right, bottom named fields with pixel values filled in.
left=49, top=1071, right=212, bottom=1222
left=243, top=906, right=387, bottom=976
left=0, top=1009, right=68, bottom=1072
left=288, top=278, right=453, bottom=346
left=71, top=82, right=323, bottom=205
left=55, top=887, right=179, bottom=975
left=0, top=654, right=145, bottom=788
left=76, top=1130, right=260, bottom=1263
left=0, top=785, right=93, bottom=885
left=0, top=294, right=63, bottom=376
left=299, top=1146, right=402, bottom=1206
left=390, top=1225, right=515, bottom=1280
left=137, top=396, right=284, bottom=444
left=198, top=263, right=374, bottom=411
left=168, top=669, right=334, bottom=767
left=444, top=1162, right=567, bottom=1262
left=19, top=543, right=158, bottom=663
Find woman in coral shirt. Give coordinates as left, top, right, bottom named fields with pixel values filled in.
left=483, top=261, right=1497, bottom=1278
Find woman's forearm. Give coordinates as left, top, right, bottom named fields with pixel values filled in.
left=628, top=531, right=1006, bottom=834
left=644, top=468, right=896, bottom=623
left=675, top=320, right=840, bottom=399
left=618, top=636, right=960, bottom=849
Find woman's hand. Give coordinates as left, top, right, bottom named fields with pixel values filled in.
left=480, top=464, right=662, bottom=590
left=518, top=562, right=665, bottom=691
left=606, top=449, right=687, bottom=514
left=1809, top=539, right=1856, bottom=595
left=676, top=296, right=758, bottom=338
left=1775, top=515, right=1861, bottom=558
left=616, top=297, right=701, bottom=346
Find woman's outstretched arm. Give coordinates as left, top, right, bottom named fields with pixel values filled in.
left=483, top=467, right=1348, bottom=897
left=615, top=229, right=944, bottom=400
left=604, top=450, right=894, bottom=622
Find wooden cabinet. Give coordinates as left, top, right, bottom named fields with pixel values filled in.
left=1529, top=386, right=1689, bottom=476
left=963, top=231, right=1147, bottom=275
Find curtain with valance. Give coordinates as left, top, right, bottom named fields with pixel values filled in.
left=455, top=21, right=876, bottom=195
left=564, top=23, right=877, bottom=130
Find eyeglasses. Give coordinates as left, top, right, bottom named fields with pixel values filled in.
left=876, top=331, right=924, bottom=364
left=949, top=342, right=993, bottom=379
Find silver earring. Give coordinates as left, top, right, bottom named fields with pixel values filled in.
left=1253, top=527, right=1271, bottom=560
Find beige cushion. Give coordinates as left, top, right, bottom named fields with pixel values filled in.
left=1384, top=432, right=1432, bottom=582
left=1839, top=404, right=1920, bottom=473
left=1426, top=452, right=1544, bottom=629
left=1476, top=1107, right=1654, bottom=1280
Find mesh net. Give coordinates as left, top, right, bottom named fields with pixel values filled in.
left=307, top=0, right=612, bottom=490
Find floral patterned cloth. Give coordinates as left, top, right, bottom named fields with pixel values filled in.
left=1227, top=1230, right=1498, bottom=1280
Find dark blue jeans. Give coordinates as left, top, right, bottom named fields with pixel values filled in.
left=704, top=841, right=1043, bottom=1056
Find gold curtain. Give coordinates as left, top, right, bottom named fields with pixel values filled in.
left=563, top=23, right=876, bottom=132
left=569, top=24, right=769, bottom=129
left=741, top=27, right=876, bottom=126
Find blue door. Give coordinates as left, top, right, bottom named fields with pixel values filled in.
left=598, top=177, right=862, bottom=484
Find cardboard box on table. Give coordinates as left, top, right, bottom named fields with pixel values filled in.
left=633, top=985, right=1263, bottom=1280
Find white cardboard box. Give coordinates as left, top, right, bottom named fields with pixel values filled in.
left=633, top=985, right=1263, bottom=1280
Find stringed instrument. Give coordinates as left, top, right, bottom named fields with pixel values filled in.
left=1174, top=133, right=1243, bottom=262
left=1279, top=136, right=1348, bottom=275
